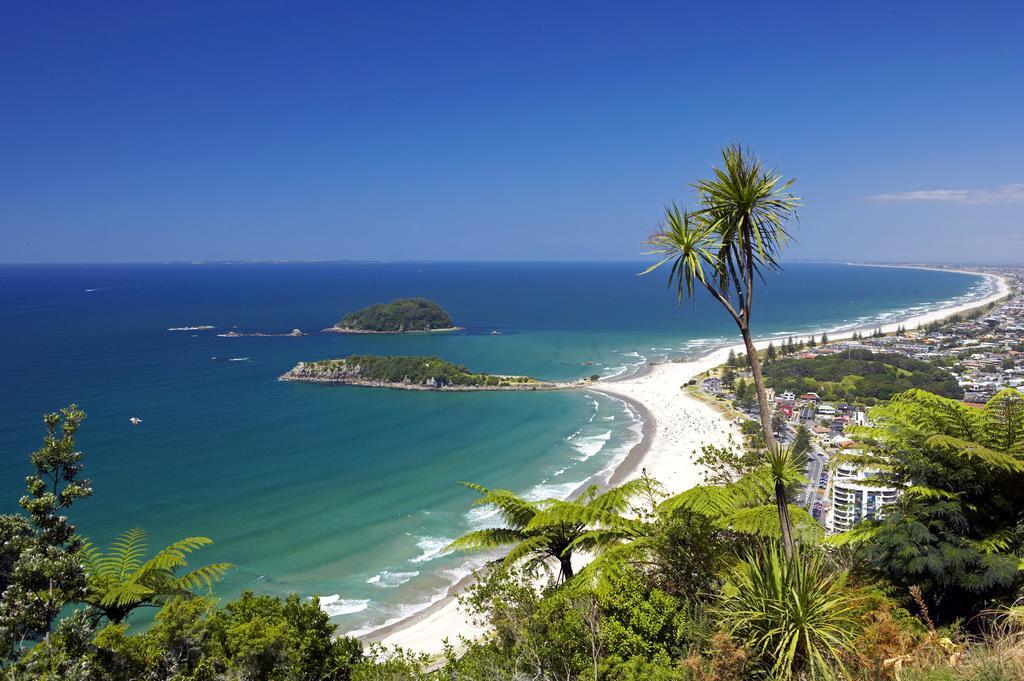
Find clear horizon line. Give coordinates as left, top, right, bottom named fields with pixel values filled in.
left=0, top=257, right=1008, bottom=267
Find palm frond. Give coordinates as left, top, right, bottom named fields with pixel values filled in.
left=642, top=205, right=718, bottom=300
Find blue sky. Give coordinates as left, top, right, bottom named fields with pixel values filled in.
left=2, top=2, right=1022, bottom=263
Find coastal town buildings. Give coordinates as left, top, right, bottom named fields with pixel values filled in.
left=701, top=267, right=1021, bottom=533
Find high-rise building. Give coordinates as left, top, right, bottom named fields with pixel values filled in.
left=827, top=459, right=899, bottom=533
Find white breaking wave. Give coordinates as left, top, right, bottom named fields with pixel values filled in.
left=409, top=536, right=454, bottom=563
left=524, top=480, right=583, bottom=501
left=314, top=594, right=369, bottom=617
left=601, top=365, right=628, bottom=380
left=570, top=430, right=612, bottom=461
left=464, top=504, right=501, bottom=529
left=228, top=357, right=251, bottom=362
left=366, top=570, right=419, bottom=588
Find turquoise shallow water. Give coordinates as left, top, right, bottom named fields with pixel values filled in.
left=0, top=262, right=989, bottom=633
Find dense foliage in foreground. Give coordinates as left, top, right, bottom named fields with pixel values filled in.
left=763, top=349, right=964, bottom=402
left=3, top=387, right=1024, bottom=680
left=336, top=297, right=454, bottom=332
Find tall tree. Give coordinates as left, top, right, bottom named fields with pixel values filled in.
left=770, top=410, right=787, bottom=435
left=721, top=365, right=737, bottom=390
left=791, top=425, right=812, bottom=458
left=644, top=145, right=800, bottom=556
left=0, top=405, right=93, bottom=661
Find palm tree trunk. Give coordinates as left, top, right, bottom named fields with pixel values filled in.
left=741, top=328, right=795, bottom=560
left=741, top=329, right=774, bottom=448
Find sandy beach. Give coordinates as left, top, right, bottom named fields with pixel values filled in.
left=362, top=266, right=1011, bottom=654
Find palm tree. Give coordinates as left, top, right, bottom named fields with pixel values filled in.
left=644, top=144, right=799, bottom=556
left=81, top=528, right=234, bottom=623
left=448, top=480, right=649, bottom=582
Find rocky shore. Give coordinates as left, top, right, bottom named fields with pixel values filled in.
left=321, top=326, right=463, bottom=334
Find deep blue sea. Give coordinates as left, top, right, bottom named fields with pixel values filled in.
left=0, top=261, right=989, bottom=633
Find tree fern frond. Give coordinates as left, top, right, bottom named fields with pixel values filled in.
left=447, top=528, right=525, bottom=552
left=980, top=389, right=1024, bottom=455
left=589, top=477, right=660, bottom=513
left=526, top=501, right=635, bottom=531
left=967, top=532, right=1014, bottom=555
left=660, top=485, right=737, bottom=519
left=107, top=527, right=149, bottom=578
left=136, top=536, right=214, bottom=576
left=457, top=483, right=538, bottom=529
left=568, top=538, right=656, bottom=593
left=925, top=435, right=1024, bottom=473
left=502, top=534, right=553, bottom=568
left=904, top=485, right=960, bottom=501
left=566, top=526, right=647, bottom=554
left=825, top=521, right=882, bottom=546
left=177, top=562, right=234, bottom=591
left=100, top=582, right=155, bottom=608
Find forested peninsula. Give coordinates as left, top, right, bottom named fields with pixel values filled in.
left=280, top=355, right=578, bottom=391
left=326, top=297, right=459, bottom=333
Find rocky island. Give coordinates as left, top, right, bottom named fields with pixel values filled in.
left=280, top=355, right=582, bottom=391
left=325, top=297, right=460, bottom=333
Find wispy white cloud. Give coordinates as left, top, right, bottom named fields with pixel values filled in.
left=867, top=184, right=1024, bottom=204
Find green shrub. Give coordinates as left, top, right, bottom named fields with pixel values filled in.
left=716, top=544, right=859, bottom=680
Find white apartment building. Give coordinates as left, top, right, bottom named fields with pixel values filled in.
left=827, top=459, right=899, bottom=533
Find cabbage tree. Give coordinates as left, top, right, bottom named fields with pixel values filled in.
left=644, top=145, right=800, bottom=556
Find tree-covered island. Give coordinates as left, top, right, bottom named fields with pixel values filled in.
left=326, top=297, right=459, bottom=333
left=281, top=355, right=580, bottom=390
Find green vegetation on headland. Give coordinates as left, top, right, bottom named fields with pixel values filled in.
left=333, top=297, right=456, bottom=332
left=281, top=355, right=568, bottom=390
left=763, top=348, right=964, bottom=403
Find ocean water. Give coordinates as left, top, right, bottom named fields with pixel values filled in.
left=0, top=261, right=989, bottom=633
